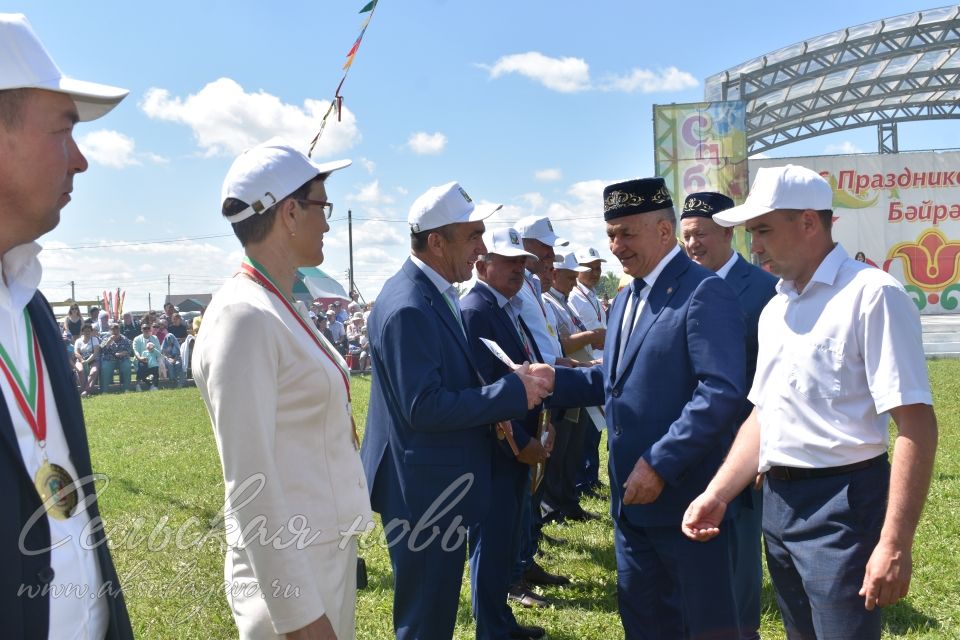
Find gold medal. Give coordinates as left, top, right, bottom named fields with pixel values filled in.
left=34, top=462, right=78, bottom=520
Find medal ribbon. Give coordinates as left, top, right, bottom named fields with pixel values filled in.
left=0, top=310, right=47, bottom=450
left=241, top=258, right=351, bottom=400
left=240, top=258, right=359, bottom=449
left=577, top=283, right=602, bottom=322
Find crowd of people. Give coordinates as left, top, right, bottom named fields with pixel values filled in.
left=60, top=301, right=199, bottom=394
left=0, top=12, right=940, bottom=640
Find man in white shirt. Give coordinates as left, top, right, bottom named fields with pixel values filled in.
left=683, top=165, right=938, bottom=640
left=0, top=13, right=132, bottom=640
left=568, top=247, right=608, bottom=500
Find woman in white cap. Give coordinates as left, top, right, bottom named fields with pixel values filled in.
left=193, top=140, right=372, bottom=640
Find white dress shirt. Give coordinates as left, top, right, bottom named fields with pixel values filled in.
left=616, top=245, right=681, bottom=373
left=517, top=272, right=560, bottom=364
left=568, top=282, right=606, bottom=360
left=0, top=242, right=107, bottom=640
left=714, top=250, right=739, bottom=280
left=750, top=244, right=933, bottom=472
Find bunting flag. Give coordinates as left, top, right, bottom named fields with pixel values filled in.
left=308, top=0, right=381, bottom=157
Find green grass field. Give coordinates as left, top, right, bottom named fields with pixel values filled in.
left=83, top=361, right=960, bottom=639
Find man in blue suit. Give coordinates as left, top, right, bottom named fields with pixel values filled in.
left=461, top=227, right=552, bottom=640
left=361, top=183, right=551, bottom=640
left=552, top=178, right=746, bottom=639
left=681, top=192, right=777, bottom=640
left=0, top=14, right=133, bottom=639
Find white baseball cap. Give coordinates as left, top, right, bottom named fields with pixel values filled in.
left=575, top=247, right=607, bottom=264
left=482, top=227, right=536, bottom=259
left=221, top=138, right=351, bottom=224
left=0, top=14, right=128, bottom=122
left=408, top=182, right=501, bottom=233
left=555, top=251, right=591, bottom=272
left=713, top=165, right=833, bottom=228
left=515, top=216, right=569, bottom=247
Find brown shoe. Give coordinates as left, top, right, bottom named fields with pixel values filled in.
left=524, top=560, right=571, bottom=586
left=507, top=582, right=549, bottom=608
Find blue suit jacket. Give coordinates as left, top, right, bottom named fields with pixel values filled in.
left=360, top=259, right=528, bottom=527
left=461, top=282, right=544, bottom=456
left=724, top=254, right=777, bottom=424
left=554, top=251, right=746, bottom=527
left=0, top=293, right=132, bottom=639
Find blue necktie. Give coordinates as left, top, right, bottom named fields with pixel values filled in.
left=612, top=278, right=647, bottom=377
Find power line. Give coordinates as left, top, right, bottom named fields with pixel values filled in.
left=42, top=233, right=235, bottom=251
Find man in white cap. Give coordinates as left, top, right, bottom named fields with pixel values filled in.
left=0, top=13, right=131, bottom=639
left=568, top=247, right=609, bottom=501
left=683, top=165, right=938, bottom=640
left=461, top=227, right=551, bottom=640
left=541, top=251, right=603, bottom=524
left=360, top=183, right=551, bottom=640
left=514, top=216, right=568, bottom=367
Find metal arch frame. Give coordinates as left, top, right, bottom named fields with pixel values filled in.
left=704, top=6, right=960, bottom=154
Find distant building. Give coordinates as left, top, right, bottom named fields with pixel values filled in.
left=165, top=294, right=212, bottom=313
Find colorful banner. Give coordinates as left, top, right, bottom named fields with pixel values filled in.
left=653, top=101, right=749, bottom=255
left=751, top=151, right=960, bottom=314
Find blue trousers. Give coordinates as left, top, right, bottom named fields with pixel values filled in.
left=469, top=453, right=529, bottom=639
left=100, top=358, right=132, bottom=392
left=729, top=488, right=762, bottom=640
left=576, top=420, right=603, bottom=493
left=615, top=517, right=739, bottom=640
left=763, top=459, right=888, bottom=640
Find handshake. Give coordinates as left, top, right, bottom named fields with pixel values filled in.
left=514, top=362, right=555, bottom=410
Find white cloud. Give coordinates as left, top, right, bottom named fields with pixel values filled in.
left=140, top=77, right=360, bottom=158
left=359, top=157, right=376, bottom=173
left=481, top=52, right=698, bottom=95
left=134, top=215, right=146, bottom=224
left=518, top=192, right=545, bottom=210
left=352, top=221, right=405, bottom=247
left=483, top=52, right=591, bottom=93
left=535, top=168, right=562, bottom=182
left=407, top=131, right=447, bottom=155
left=143, top=152, right=170, bottom=164
left=349, top=180, right=394, bottom=206
left=567, top=179, right=607, bottom=204
left=600, top=67, right=698, bottom=93
left=824, top=141, right=863, bottom=155
left=78, top=130, right=140, bottom=168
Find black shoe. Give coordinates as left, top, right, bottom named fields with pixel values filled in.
left=541, top=532, right=566, bottom=546
left=507, top=582, right=549, bottom=608
left=524, top=560, right=571, bottom=586
left=566, top=506, right=600, bottom=522
left=540, top=509, right=566, bottom=526
left=509, top=624, right=547, bottom=639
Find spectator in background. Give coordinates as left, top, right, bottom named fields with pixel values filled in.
left=363, top=300, right=374, bottom=323
left=154, top=318, right=169, bottom=344
left=358, top=326, right=370, bottom=371
left=100, top=322, right=132, bottom=392
left=326, top=309, right=347, bottom=354
left=316, top=314, right=334, bottom=342
left=163, top=302, right=176, bottom=325
left=346, top=311, right=364, bottom=346
left=96, top=309, right=110, bottom=335
left=160, top=326, right=185, bottom=388
left=334, top=300, right=349, bottom=324
left=87, top=305, right=100, bottom=326
left=74, top=323, right=101, bottom=397
left=192, top=310, right=203, bottom=335
left=133, top=322, right=161, bottom=391
left=120, top=311, right=139, bottom=340
left=63, top=329, right=76, bottom=373
left=63, top=303, right=83, bottom=337
left=168, top=312, right=188, bottom=342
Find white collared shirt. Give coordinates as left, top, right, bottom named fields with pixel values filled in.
left=616, top=245, right=681, bottom=370
left=750, top=244, right=933, bottom=472
left=568, top=283, right=606, bottom=360
left=516, top=271, right=560, bottom=364
left=411, top=255, right=464, bottom=334
left=0, top=243, right=108, bottom=640
left=715, top=250, right=739, bottom=280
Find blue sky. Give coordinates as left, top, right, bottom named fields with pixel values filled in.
left=7, top=0, right=954, bottom=310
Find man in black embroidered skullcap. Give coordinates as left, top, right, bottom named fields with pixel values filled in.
left=552, top=178, right=747, bottom=639
left=680, top=192, right=777, bottom=640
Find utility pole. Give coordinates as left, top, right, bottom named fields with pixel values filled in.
left=70, top=280, right=75, bottom=301
left=148, top=293, right=152, bottom=311
left=347, top=208, right=355, bottom=296
left=167, top=274, right=171, bottom=297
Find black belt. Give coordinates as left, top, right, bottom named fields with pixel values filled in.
left=767, top=453, right=886, bottom=481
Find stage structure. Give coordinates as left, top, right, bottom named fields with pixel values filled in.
left=654, top=6, right=960, bottom=313
left=704, top=5, right=960, bottom=155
